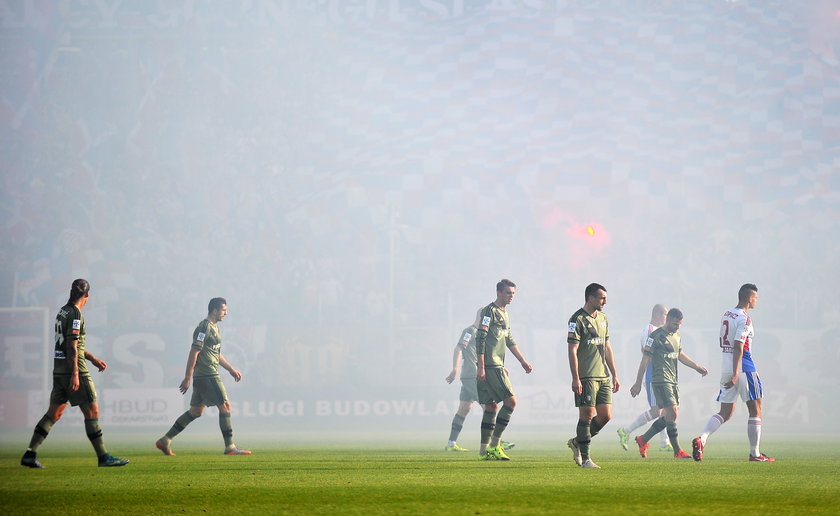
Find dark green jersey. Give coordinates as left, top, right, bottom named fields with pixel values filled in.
left=475, top=303, right=517, bottom=368
left=458, top=325, right=478, bottom=379
left=192, top=319, right=222, bottom=378
left=567, top=308, right=609, bottom=379
left=53, top=303, right=88, bottom=376
left=644, top=327, right=681, bottom=384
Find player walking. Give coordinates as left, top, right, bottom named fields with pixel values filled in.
left=617, top=304, right=672, bottom=452
left=444, top=308, right=514, bottom=452
left=692, top=284, right=774, bottom=462
left=156, top=297, right=251, bottom=456
left=475, top=279, right=532, bottom=460
left=566, top=283, right=620, bottom=469
left=21, top=279, right=129, bottom=468
left=629, top=308, right=707, bottom=459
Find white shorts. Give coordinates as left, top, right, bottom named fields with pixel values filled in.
left=716, top=371, right=763, bottom=403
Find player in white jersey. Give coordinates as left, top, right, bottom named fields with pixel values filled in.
left=692, top=284, right=775, bottom=462
left=616, top=304, right=671, bottom=452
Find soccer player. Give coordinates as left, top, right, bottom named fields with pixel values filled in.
left=629, top=308, right=708, bottom=459
left=617, top=304, right=672, bottom=452
left=20, top=279, right=129, bottom=468
left=156, top=297, right=251, bottom=456
left=475, top=279, right=532, bottom=461
left=566, top=283, right=619, bottom=469
left=692, top=284, right=775, bottom=462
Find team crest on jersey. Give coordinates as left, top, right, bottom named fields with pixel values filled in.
left=568, top=322, right=576, bottom=332
left=72, top=319, right=81, bottom=330
left=197, top=332, right=206, bottom=342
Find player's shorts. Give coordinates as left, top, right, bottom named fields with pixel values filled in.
left=651, top=382, right=679, bottom=408
left=575, top=378, right=612, bottom=407
left=191, top=375, right=229, bottom=407
left=459, top=377, right=479, bottom=402
left=477, top=367, right=514, bottom=405
left=644, top=363, right=656, bottom=406
left=717, top=371, right=763, bottom=403
left=49, top=374, right=97, bottom=407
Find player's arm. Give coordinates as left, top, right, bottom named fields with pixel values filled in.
left=630, top=353, right=651, bottom=398
left=67, top=338, right=80, bottom=391
left=567, top=318, right=582, bottom=394
left=604, top=338, right=620, bottom=393
left=180, top=348, right=201, bottom=394
left=219, top=353, right=242, bottom=382
left=678, top=351, right=707, bottom=377
left=507, top=344, right=532, bottom=374
left=725, top=340, right=744, bottom=388
left=446, top=345, right=462, bottom=384
left=475, top=312, right=490, bottom=382
left=84, top=350, right=107, bottom=372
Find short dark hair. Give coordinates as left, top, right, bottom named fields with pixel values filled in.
left=67, top=278, right=90, bottom=304
left=208, top=297, right=227, bottom=313
left=666, top=308, right=684, bottom=320
left=584, top=283, right=606, bottom=300
left=738, top=284, right=758, bottom=302
left=496, top=279, right=516, bottom=292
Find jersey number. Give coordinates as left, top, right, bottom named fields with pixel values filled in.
left=720, top=320, right=731, bottom=349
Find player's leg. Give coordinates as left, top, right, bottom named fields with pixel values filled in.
left=479, top=401, right=498, bottom=456
left=219, top=400, right=251, bottom=455
left=80, top=401, right=128, bottom=467
left=662, top=405, right=689, bottom=458
left=446, top=399, right=473, bottom=451
left=21, top=403, right=66, bottom=468
left=571, top=404, right=595, bottom=466
left=744, top=373, right=773, bottom=461
left=590, top=380, right=612, bottom=438
left=489, top=396, right=515, bottom=456
left=617, top=405, right=659, bottom=450
left=157, top=385, right=205, bottom=456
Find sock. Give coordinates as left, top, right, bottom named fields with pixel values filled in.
left=165, top=411, right=198, bottom=440
left=641, top=417, right=668, bottom=443
left=28, top=415, right=55, bottom=452
left=490, top=406, right=514, bottom=446
left=479, top=411, right=496, bottom=454
left=84, top=418, right=108, bottom=457
left=576, top=419, right=592, bottom=460
left=665, top=420, right=680, bottom=452
left=448, top=414, right=466, bottom=443
left=700, top=413, right=725, bottom=446
left=748, top=417, right=761, bottom=456
left=659, top=428, right=670, bottom=447
left=624, top=408, right=657, bottom=434
left=589, top=417, right=605, bottom=438
left=219, top=412, right=234, bottom=448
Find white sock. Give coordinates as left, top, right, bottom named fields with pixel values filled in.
left=748, top=417, right=761, bottom=456
left=700, top=413, right=725, bottom=446
left=624, top=408, right=658, bottom=434
left=658, top=428, right=669, bottom=447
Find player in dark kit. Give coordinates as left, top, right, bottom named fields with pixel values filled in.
left=156, top=297, right=251, bottom=456
left=20, top=279, right=129, bottom=468
left=566, top=283, right=620, bottom=469
left=629, top=308, right=708, bottom=459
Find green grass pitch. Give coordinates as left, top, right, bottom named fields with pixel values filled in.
left=1, top=436, right=838, bottom=515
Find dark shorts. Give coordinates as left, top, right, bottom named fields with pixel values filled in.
left=574, top=378, right=612, bottom=407
left=477, top=368, right=515, bottom=405
left=50, top=374, right=97, bottom=407
left=190, top=376, right=229, bottom=407
left=459, top=377, right=479, bottom=402
left=653, top=383, right=679, bottom=408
